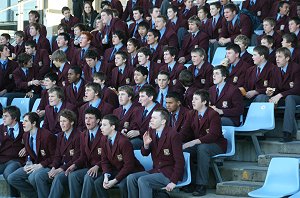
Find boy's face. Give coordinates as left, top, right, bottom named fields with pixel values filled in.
left=93, top=77, right=104, bottom=85
left=74, top=27, right=81, bottom=37
left=127, top=42, right=136, bottom=54
left=134, top=70, right=147, bottom=84
left=63, top=10, right=71, bottom=19
left=48, top=92, right=61, bottom=107
left=85, top=57, right=97, bottom=68
left=191, top=52, right=204, bottom=65
left=276, top=52, right=289, bottom=68
left=252, top=51, right=264, bottom=66
left=167, top=8, right=176, bottom=20
left=137, top=52, right=148, bottom=65
left=67, top=69, right=78, bottom=84
left=1, top=46, right=10, bottom=57
left=28, top=13, right=37, bottom=23
left=226, top=49, right=239, bottom=64
left=115, top=54, right=125, bottom=67
left=263, top=21, right=273, bottom=33
left=150, top=8, right=160, bottom=18
left=100, top=119, right=114, bottom=136
left=79, top=34, right=91, bottom=48
left=133, top=10, right=142, bottom=21
left=155, top=18, right=165, bottom=30
left=279, top=3, right=289, bottom=16
left=184, top=0, right=193, bottom=9
left=281, top=38, right=290, bottom=48
left=192, top=94, right=206, bottom=111
left=198, top=9, right=207, bottom=20
left=112, top=34, right=121, bottom=45
left=138, top=26, right=147, bottom=37
left=289, top=20, right=299, bottom=33
left=157, top=74, right=169, bottom=89
left=224, top=8, right=235, bottom=21
left=188, top=22, right=198, bottom=33
left=234, top=41, right=246, bottom=52
left=118, top=90, right=131, bottom=106
left=163, top=51, right=174, bottom=64
left=43, top=77, right=56, bottom=89
left=56, top=35, right=68, bottom=48
left=0, top=36, right=8, bottom=45
left=210, top=5, right=219, bottom=16
left=95, top=19, right=103, bottom=30
left=261, top=38, right=272, bottom=49
left=147, top=32, right=156, bottom=45
left=29, top=26, right=38, bottom=37
left=213, top=69, right=225, bottom=85
left=139, top=91, right=152, bottom=107
left=60, top=116, right=73, bottom=132
left=15, top=35, right=23, bottom=44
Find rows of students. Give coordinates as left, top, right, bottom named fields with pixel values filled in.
left=0, top=0, right=299, bottom=197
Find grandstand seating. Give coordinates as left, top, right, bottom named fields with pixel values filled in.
left=31, top=98, right=41, bottom=112
left=11, top=98, right=30, bottom=120
left=0, top=97, right=7, bottom=108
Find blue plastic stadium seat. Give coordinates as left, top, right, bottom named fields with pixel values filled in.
left=134, top=150, right=153, bottom=171
left=31, top=98, right=41, bottom=112
left=11, top=98, right=30, bottom=120
left=248, top=158, right=299, bottom=198
left=247, top=46, right=255, bottom=55
left=212, top=47, right=226, bottom=66
left=235, top=102, right=275, bottom=156
left=212, top=126, right=235, bottom=183
left=0, top=97, right=7, bottom=108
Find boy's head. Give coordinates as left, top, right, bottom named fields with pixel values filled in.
left=61, top=7, right=71, bottom=19
left=226, top=44, right=241, bottom=64
left=252, top=45, right=269, bottom=65
left=18, top=53, right=33, bottom=68
left=115, top=51, right=128, bottom=67
left=48, top=87, right=65, bottom=106
left=137, top=47, right=151, bottom=65
left=85, top=82, right=102, bottom=101
left=118, top=85, right=134, bottom=106
left=93, top=72, right=106, bottom=85
left=0, top=45, right=11, bottom=58
left=188, top=16, right=201, bottom=33
left=3, top=106, right=21, bottom=124
left=234, top=34, right=250, bottom=52
left=112, top=30, right=126, bottom=46
left=51, top=50, right=68, bottom=66
left=166, top=92, right=183, bottom=113
left=57, top=32, right=70, bottom=48
left=282, top=33, right=298, bottom=48
left=127, top=38, right=140, bottom=54
left=157, top=71, right=170, bottom=90
left=85, top=50, right=98, bottom=68
left=179, top=69, right=194, bottom=87
left=191, top=48, right=206, bottom=66
left=44, top=72, right=58, bottom=89
left=14, top=31, right=25, bottom=44
left=132, top=6, right=144, bottom=21
left=138, top=21, right=150, bottom=38
left=289, top=17, right=300, bottom=33
left=0, top=33, right=11, bottom=45
left=261, top=35, right=274, bottom=49
left=67, top=66, right=82, bottom=84
left=163, top=46, right=177, bottom=64
left=134, top=66, right=148, bottom=85
left=139, top=85, right=157, bottom=106
left=167, top=5, right=178, bottom=20
left=263, top=18, right=276, bottom=34
left=28, top=10, right=40, bottom=23
left=147, top=29, right=160, bottom=45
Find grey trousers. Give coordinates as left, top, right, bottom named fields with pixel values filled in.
left=94, top=174, right=128, bottom=198
left=127, top=171, right=170, bottom=198
left=68, top=168, right=88, bottom=198
left=7, top=166, right=44, bottom=198
left=130, top=137, right=143, bottom=150
left=49, top=171, right=69, bottom=198
left=34, top=167, right=51, bottom=198
left=184, top=143, right=223, bottom=185
left=0, top=160, right=21, bottom=197
left=80, top=171, right=102, bottom=198
left=255, top=94, right=300, bottom=134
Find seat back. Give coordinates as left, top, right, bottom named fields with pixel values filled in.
left=0, top=97, right=7, bottom=107
left=134, top=150, right=153, bottom=171
left=31, top=98, right=41, bottom=112
left=263, top=158, right=299, bottom=191
left=11, top=98, right=30, bottom=120
left=239, top=102, right=275, bottom=131
left=212, top=47, right=226, bottom=66
left=176, top=152, right=191, bottom=187
left=222, top=126, right=235, bottom=156
left=247, top=46, right=255, bottom=55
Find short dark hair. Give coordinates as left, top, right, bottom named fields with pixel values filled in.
left=93, top=71, right=106, bottom=81
left=101, top=8, right=113, bottom=16
left=167, top=5, right=179, bottom=14
left=135, top=65, right=149, bottom=77
left=253, top=45, right=269, bottom=60
left=29, top=10, right=40, bottom=22
left=132, top=6, right=144, bottom=15
left=14, top=31, right=25, bottom=38
left=1, top=33, right=10, bottom=41
left=115, top=50, right=128, bottom=61
left=137, top=47, right=151, bottom=57
left=86, top=82, right=102, bottom=98
left=59, top=109, right=77, bottom=126
left=139, top=85, right=157, bottom=101
left=276, top=47, right=291, bottom=59
left=84, top=49, right=98, bottom=60
left=3, top=106, right=21, bottom=122
left=158, top=70, right=170, bottom=80
left=70, top=65, right=82, bottom=76
left=289, top=17, right=300, bottom=26
left=84, top=107, right=102, bottom=120
left=166, top=91, right=183, bottom=103
left=179, top=70, right=194, bottom=87
left=226, top=44, right=241, bottom=55
left=17, top=53, right=32, bottom=66
left=163, top=46, right=177, bottom=58
left=58, top=32, right=70, bottom=43
left=48, top=87, right=65, bottom=101
left=154, top=108, right=170, bottom=123
left=224, top=3, right=239, bottom=14
left=261, top=35, right=274, bottom=46
left=213, top=65, right=229, bottom=80
left=193, top=89, right=209, bottom=107
left=57, top=23, right=68, bottom=32
left=128, top=38, right=140, bottom=49
left=51, top=50, right=68, bottom=62
left=25, top=40, right=36, bottom=49
left=44, top=72, right=58, bottom=82
left=61, top=6, right=70, bottom=14
left=24, top=112, right=40, bottom=128
left=29, top=23, right=41, bottom=32
left=138, top=21, right=150, bottom=31
left=148, top=29, right=161, bottom=41
left=102, top=114, right=119, bottom=130
left=282, top=33, right=298, bottom=48
left=73, top=23, right=87, bottom=31
left=113, top=30, right=127, bottom=45
left=210, top=1, right=221, bottom=10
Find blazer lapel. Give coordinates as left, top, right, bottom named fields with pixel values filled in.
left=156, top=128, right=167, bottom=155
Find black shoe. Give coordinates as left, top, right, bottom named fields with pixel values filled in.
left=192, top=185, right=206, bottom=196
left=181, top=184, right=195, bottom=193
left=280, top=132, right=293, bottom=142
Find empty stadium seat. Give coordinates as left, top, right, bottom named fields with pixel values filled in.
left=247, top=46, right=255, bottom=55
left=31, top=98, right=41, bottom=112
left=134, top=150, right=153, bottom=171
left=248, top=158, right=299, bottom=198
left=235, top=102, right=275, bottom=156
left=211, top=126, right=235, bottom=183
left=0, top=97, right=7, bottom=108
left=11, top=98, right=30, bottom=120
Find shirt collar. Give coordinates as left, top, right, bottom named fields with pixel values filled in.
left=7, top=122, right=19, bottom=132
left=150, top=43, right=158, bottom=50
left=282, top=64, right=288, bottom=72
left=109, top=131, right=117, bottom=145
left=231, top=14, right=238, bottom=26
left=257, top=60, right=267, bottom=70
left=123, top=102, right=132, bottom=112
left=89, top=98, right=101, bottom=108
left=55, top=101, right=63, bottom=111
left=159, top=27, right=166, bottom=37
left=171, top=17, right=178, bottom=24
left=145, top=102, right=156, bottom=113
left=64, top=128, right=73, bottom=139
left=33, top=34, right=40, bottom=42
left=89, top=126, right=99, bottom=136
left=168, top=61, right=176, bottom=70
left=115, top=43, right=123, bottom=50
left=30, top=128, right=38, bottom=139
left=73, top=78, right=82, bottom=89
left=213, top=14, right=220, bottom=22
left=59, top=62, right=66, bottom=72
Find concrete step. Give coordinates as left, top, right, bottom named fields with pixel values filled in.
left=170, top=189, right=247, bottom=198
left=216, top=181, right=263, bottom=197
left=230, top=139, right=300, bottom=162
left=258, top=153, right=300, bottom=167
left=219, top=161, right=267, bottom=182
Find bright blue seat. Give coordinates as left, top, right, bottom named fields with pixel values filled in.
left=248, top=158, right=299, bottom=198
left=235, top=103, right=275, bottom=156
left=134, top=150, right=153, bottom=171
left=247, top=46, right=255, bottom=55
left=211, top=126, right=235, bottom=183
left=31, top=98, right=41, bottom=112
left=134, top=150, right=191, bottom=187
left=0, top=97, right=7, bottom=107
left=176, top=152, right=191, bottom=187
left=212, top=47, right=226, bottom=66
left=11, top=98, right=30, bottom=120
